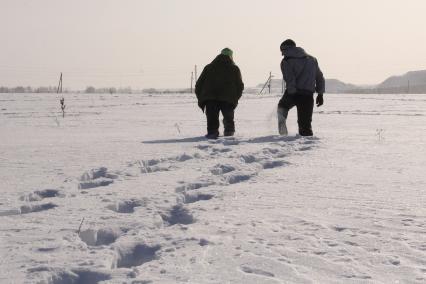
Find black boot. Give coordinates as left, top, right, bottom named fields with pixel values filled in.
left=205, top=131, right=219, bottom=139
left=223, top=130, right=234, bottom=137
left=299, top=128, right=313, bottom=136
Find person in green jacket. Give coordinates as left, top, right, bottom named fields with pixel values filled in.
left=195, top=48, right=244, bottom=139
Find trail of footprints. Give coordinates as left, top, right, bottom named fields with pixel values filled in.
left=12, top=136, right=318, bottom=282
left=0, top=189, right=63, bottom=216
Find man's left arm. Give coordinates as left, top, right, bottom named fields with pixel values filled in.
left=315, top=61, right=325, bottom=106
left=235, top=66, right=244, bottom=101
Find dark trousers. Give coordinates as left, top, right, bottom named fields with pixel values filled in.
left=278, top=90, right=314, bottom=136
left=205, top=100, right=235, bottom=134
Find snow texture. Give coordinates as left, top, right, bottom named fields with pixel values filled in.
left=0, top=92, right=425, bottom=283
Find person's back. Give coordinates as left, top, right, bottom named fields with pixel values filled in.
left=196, top=53, right=243, bottom=107
left=195, top=48, right=244, bottom=139
left=281, top=45, right=324, bottom=96
left=277, top=39, right=325, bottom=136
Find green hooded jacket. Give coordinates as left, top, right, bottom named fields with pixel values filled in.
left=195, top=54, right=244, bottom=107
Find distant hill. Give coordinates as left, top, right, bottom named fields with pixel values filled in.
left=255, top=78, right=357, bottom=93
left=355, top=70, right=426, bottom=94
left=254, top=70, right=426, bottom=94
left=379, top=70, right=426, bottom=88
left=325, top=79, right=357, bottom=93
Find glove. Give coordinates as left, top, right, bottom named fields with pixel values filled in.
left=316, top=94, right=324, bottom=107
left=198, top=101, right=205, bottom=113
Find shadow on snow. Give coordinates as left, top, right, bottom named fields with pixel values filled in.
left=142, top=135, right=318, bottom=145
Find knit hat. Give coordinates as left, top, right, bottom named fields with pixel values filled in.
left=221, top=48, right=233, bottom=59
left=280, top=39, right=296, bottom=51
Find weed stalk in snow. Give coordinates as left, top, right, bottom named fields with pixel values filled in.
left=60, top=97, right=66, bottom=118
left=77, top=217, right=85, bottom=234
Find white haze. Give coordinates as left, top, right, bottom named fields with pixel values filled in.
left=1, top=0, right=426, bottom=89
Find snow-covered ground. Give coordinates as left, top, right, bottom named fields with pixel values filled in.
left=1, top=92, right=425, bottom=283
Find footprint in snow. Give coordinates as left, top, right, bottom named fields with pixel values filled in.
left=261, top=160, right=287, bottom=169
left=114, top=242, right=161, bottom=268
left=175, top=181, right=216, bottom=192
left=172, top=153, right=194, bottom=162
left=135, top=153, right=199, bottom=174
left=79, top=227, right=124, bottom=246
left=240, top=154, right=259, bottom=164
left=78, top=167, right=118, bottom=190
left=0, top=203, right=58, bottom=216
left=27, top=267, right=111, bottom=284
left=137, top=159, right=171, bottom=174
left=343, top=274, right=372, bottom=280
left=210, top=147, right=232, bottom=154
left=210, top=164, right=235, bottom=175
left=160, top=204, right=195, bottom=226
left=20, top=203, right=58, bottom=214
left=298, top=146, right=312, bottom=151
left=206, top=137, right=239, bottom=146
left=180, top=192, right=214, bottom=204
left=139, top=165, right=171, bottom=174
left=332, top=225, right=348, bottom=232
left=240, top=265, right=275, bottom=278
left=226, top=173, right=254, bottom=184
left=20, top=189, right=62, bottom=202
left=262, top=147, right=280, bottom=154
left=107, top=199, right=145, bottom=213
left=195, top=144, right=211, bottom=150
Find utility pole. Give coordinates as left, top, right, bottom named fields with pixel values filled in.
left=190, top=72, right=194, bottom=93
left=194, top=65, right=198, bottom=82
left=57, top=73, right=65, bottom=118
left=407, top=80, right=410, bottom=94
left=57, top=72, right=63, bottom=94
left=268, top=71, right=272, bottom=94
left=258, top=72, right=273, bottom=95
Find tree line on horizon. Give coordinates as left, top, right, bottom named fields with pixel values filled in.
left=0, top=86, right=193, bottom=94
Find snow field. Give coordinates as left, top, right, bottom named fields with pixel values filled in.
left=0, top=92, right=425, bottom=283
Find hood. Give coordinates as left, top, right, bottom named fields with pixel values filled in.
left=283, top=47, right=308, bottom=59
left=211, top=54, right=234, bottom=65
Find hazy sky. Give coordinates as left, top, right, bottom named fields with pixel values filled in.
left=1, top=0, right=426, bottom=89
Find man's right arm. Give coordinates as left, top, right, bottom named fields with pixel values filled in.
left=195, top=66, right=208, bottom=98
left=195, top=66, right=209, bottom=111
